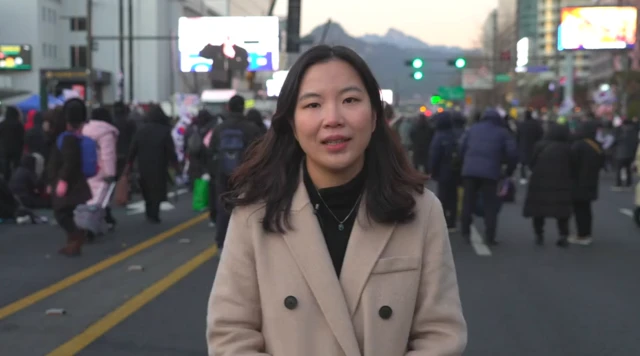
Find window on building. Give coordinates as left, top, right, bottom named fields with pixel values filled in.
left=52, top=45, right=57, bottom=58
left=52, top=9, right=57, bottom=24
left=70, top=45, right=87, bottom=67
left=42, top=43, right=47, bottom=57
left=42, top=7, right=47, bottom=22
left=70, top=17, right=87, bottom=31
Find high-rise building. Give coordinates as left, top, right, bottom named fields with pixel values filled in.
left=589, top=0, right=640, bottom=85
left=482, top=10, right=498, bottom=57
left=497, top=0, right=539, bottom=73
left=517, top=0, right=538, bottom=66
left=0, top=0, right=271, bottom=104
left=537, top=0, right=592, bottom=81
left=497, top=0, right=518, bottom=74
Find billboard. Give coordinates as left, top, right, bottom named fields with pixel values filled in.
left=178, top=16, right=279, bottom=73
left=0, top=45, right=32, bottom=71
left=558, top=6, right=638, bottom=51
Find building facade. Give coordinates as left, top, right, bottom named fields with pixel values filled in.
left=589, top=0, right=640, bottom=85
left=536, top=0, right=592, bottom=81
left=482, top=9, right=497, bottom=57
left=517, top=0, right=538, bottom=66
left=497, top=0, right=518, bottom=74
left=0, top=0, right=272, bottom=104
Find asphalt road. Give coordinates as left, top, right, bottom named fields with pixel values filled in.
left=1, top=174, right=639, bottom=355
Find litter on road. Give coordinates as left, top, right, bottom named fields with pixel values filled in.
left=45, top=308, right=66, bottom=316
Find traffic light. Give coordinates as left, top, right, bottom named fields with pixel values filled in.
left=447, top=57, right=466, bottom=69
left=406, top=58, right=424, bottom=80
left=430, top=95, right=442, bottom=105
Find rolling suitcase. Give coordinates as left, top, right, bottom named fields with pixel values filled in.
left=74, top=182, right=116, bottom=235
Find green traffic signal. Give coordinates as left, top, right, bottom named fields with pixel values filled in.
left=413, top=72, right=424, bottom=80
left=455, top=58, right=466, bottom=69
left=430, top=95, right=442, bottom=105
left=412, top=58, right=424, bottom=69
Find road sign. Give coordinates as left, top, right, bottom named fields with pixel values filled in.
left=438, top=86, right=465, bottom=100
left=495, top=74, right=511, bottom=83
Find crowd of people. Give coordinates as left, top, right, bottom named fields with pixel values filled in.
left=0, top=93, right=270, bottom=257
left=0, top=100, right=174, bottom=255
left=387, top=105, right=638, bottom=247
left=5, top=43, right=638, bottom=355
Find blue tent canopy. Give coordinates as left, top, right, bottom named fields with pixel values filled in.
left=14, top=94, right=65, bottom=112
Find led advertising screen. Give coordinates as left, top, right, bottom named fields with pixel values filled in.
left=178, top=16, right=279, bottom=73
left=0, top=44, right=32, bottom=71
left=558, top=6, right=638, bottom=51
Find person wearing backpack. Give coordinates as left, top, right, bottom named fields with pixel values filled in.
left=428, top=111, right=463, bottom=232
left=47, top=98, right=93, bottom=257
left=185, top=110, right=216, bottom=188
left=208, top=95, right=262, bottom=249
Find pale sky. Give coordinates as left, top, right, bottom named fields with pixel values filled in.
left=273, top=0, right=497, bottom=49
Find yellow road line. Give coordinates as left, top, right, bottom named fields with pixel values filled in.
left=47, top=244, right=218, bottom=356
left=0, top=213, right=209, bottom=320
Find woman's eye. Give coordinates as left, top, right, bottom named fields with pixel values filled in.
left=304, top=103, right=320, bottom=109
left=344, top=97, right=360, bottom=104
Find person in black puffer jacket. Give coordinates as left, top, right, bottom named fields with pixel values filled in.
left=523, top=122, right=575, bottom=247
left=0, top=106, right=25, bottom=180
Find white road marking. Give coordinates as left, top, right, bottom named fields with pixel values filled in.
left=470, top=225, right=492, bottom=256
left=619, top=208, right=634, bottom=217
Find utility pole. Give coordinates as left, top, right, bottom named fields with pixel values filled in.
left=267, top=0, right=277, bottom=15
left=621, top=53, right=630, bottom=118
left=86, top=0, right=94, bottom=105
left=618, top=0, right=629, bottom=117
left=128, top=0, right=134, bottom=102
left=491, top=11, right=498, bottom=107
left=118, top=0, right=125, bottom=102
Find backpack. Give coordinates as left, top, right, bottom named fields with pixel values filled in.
left=187, top=126, right=204, bottom=155
left=57, top=132, right=99, bottom=178
left=217, top=128, right=246, bottom=177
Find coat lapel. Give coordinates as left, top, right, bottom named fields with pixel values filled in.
left=285, top=180, right=362, bottom=356
left=340, top=196, right=395, bottom=317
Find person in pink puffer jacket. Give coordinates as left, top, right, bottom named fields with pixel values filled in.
left=82, top=107, right=120, bottom=230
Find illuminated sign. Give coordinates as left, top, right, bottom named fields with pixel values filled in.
left=0, top=45, right=32, bottom=71
left=178, top=16, right=280, bottom=73
left=558, top=6, right=638, bottom=51
left=516, top=37, right=529, bottom=69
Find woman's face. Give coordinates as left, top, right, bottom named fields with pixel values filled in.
left=293, top=59, right=375, bottom=181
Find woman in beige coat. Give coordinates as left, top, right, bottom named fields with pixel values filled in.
left=206, top=45, right=467, bottom=356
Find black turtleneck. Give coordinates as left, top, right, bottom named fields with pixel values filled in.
left=303, top=163, right=366, bottom=276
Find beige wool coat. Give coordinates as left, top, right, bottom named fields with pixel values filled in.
left=206, top=180, right=467, bottom=356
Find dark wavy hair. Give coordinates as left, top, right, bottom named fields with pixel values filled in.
left=225, top=45, right=427, bottom=233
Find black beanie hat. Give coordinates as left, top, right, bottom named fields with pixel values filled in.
left=62, top=98, right=87, bottom=126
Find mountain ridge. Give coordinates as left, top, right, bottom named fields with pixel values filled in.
left=300, top=22, right=470, bottom=99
